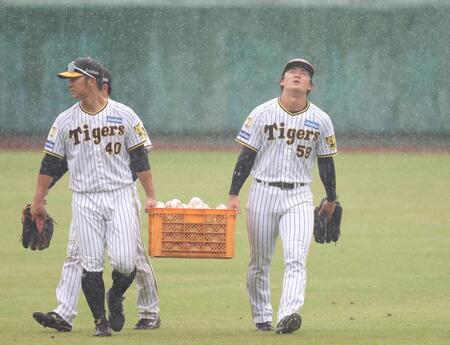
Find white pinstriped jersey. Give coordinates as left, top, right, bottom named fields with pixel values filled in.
left=44, top=99, right=151, bottom=192
left=236, top=98, right=337, bottom=184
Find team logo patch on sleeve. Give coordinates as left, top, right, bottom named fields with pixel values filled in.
left=134, top=123, right=149, bottom=140
left=45, top=140, right=55, bottom=150
left=244, top=114, right=254, bottom=129
left=106, top=116, right=123, bottom=124
left=325, top=135, right=337, bottom=150
left=304, top=119, right=320, bottom=130
left=48, top=126, right=58, bottom=139
left=238, top=129, right=251, bottom=140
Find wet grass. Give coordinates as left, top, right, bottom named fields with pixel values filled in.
left=1, top=149, right=449, bottom=345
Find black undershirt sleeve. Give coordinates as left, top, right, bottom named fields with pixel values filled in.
left=129, top=145, right=150, bottom=173
left=317, top=156, right=337, bottom=201
left=229, top=146, right=257, bottom=196
left=48, top=156, right=68, bottom=189
left=40, top=154, right=65, bottom=189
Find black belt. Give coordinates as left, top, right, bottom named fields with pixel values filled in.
left=256, top=179, right=305, bottom=190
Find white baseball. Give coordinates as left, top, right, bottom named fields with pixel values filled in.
left=156, top=201, right=165, bottom=208
left=188, top=197, right=203, bottom=208
left=166, top=198, right=182, bottom=208
left=216, top=204, right=228, bottom=209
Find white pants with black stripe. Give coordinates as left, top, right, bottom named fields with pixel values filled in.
left=246, top=180, right=314, bottom=324
left=54, top=185, right=159, bottom=324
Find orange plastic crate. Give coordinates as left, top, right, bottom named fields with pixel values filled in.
left=148, top=208, right=238, bottom=258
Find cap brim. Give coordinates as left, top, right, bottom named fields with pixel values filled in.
left=285, top=61, right=314, bottom=76
left=57, top=71, right=84, bottom=79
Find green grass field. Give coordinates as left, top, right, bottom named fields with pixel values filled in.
left=1, top=149, right=449, bottom=345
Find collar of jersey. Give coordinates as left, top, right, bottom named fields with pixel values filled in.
left=79, top=99, right=108, bottom=116
left=278, top=98, right=310, bottom=116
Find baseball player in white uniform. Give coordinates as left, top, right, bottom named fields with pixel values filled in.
left=32, top=67, right=160, bottom=333
left=228, top=59, right=338, bottom=334
left=30, top=57, right=157, bottom=337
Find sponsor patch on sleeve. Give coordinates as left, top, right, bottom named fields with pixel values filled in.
left=107, top=116, right=123, bottom=124
left=238, top=129, right=251, bottom=140
left=304, top=119, right=320, bottom=130
left=45, top=140, right=55, bottom=150
left=134, top=123, right=149, bottom=141
left=325, top=135, right=337, bottom=150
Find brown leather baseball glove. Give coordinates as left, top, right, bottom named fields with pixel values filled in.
left=313, top=198, right=343, bottom=244
left=21, top=204, right=55, bottom=250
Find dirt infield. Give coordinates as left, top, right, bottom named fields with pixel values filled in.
left=1, top=133, right=449, bottom=153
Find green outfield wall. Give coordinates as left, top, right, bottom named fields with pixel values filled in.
left=1, top=2, right=449, bottom=137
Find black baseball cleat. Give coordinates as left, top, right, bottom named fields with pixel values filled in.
left=107, top=289, right=125, bottom=332
left=134, top=317, right=161, bottom=330
left=94, top=316, right=111, bottom=337
left=32, top=311, right=72, bottom=332
left=256, top=321, right=274, bottom=331
left=276, top=313, right=302, bottom=334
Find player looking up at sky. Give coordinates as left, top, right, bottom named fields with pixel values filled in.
left=228, top=58, right=338, bottom=334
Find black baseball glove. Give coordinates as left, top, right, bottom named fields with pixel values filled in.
left=313, top=198, right=343, bottom=244
left=21, top=204, right=55, bottom=250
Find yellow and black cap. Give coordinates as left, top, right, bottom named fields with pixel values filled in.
left=57, top=57, right=103, bottom=80
left=282, top=58, right=315, bottom=78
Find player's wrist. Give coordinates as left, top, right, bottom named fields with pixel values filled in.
left=146, top=193, right=156, bottom=200
left=326, top=191, right=337, bottom=202
left=32, top=193, right=46, bottom=203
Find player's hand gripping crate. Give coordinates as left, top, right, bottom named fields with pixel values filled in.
left=148, top=208, right=238, bottom=258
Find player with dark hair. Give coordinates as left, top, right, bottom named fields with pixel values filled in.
left=228, top=58, right=338, bottom=334
left=32, top=64, right=161, bottom=334
left=30, top=57, right=157, bottom=336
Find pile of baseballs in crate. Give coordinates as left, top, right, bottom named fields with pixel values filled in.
left=155, top=197, right=228, bottom=209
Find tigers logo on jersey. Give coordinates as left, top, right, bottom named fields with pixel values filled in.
left=325, top=135, right=337, bottom=150
left=134, top=123, right=148, bottom=141
left=69, top=125, right=125, bottom=145
left=264, top=122, right=320, bottom=144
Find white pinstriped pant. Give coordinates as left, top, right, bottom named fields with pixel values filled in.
left=72, top=185, right=139, bottom=273
left=246, top=180, right=314, bottom=324
left=54, top=185, right=159, bottom=325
